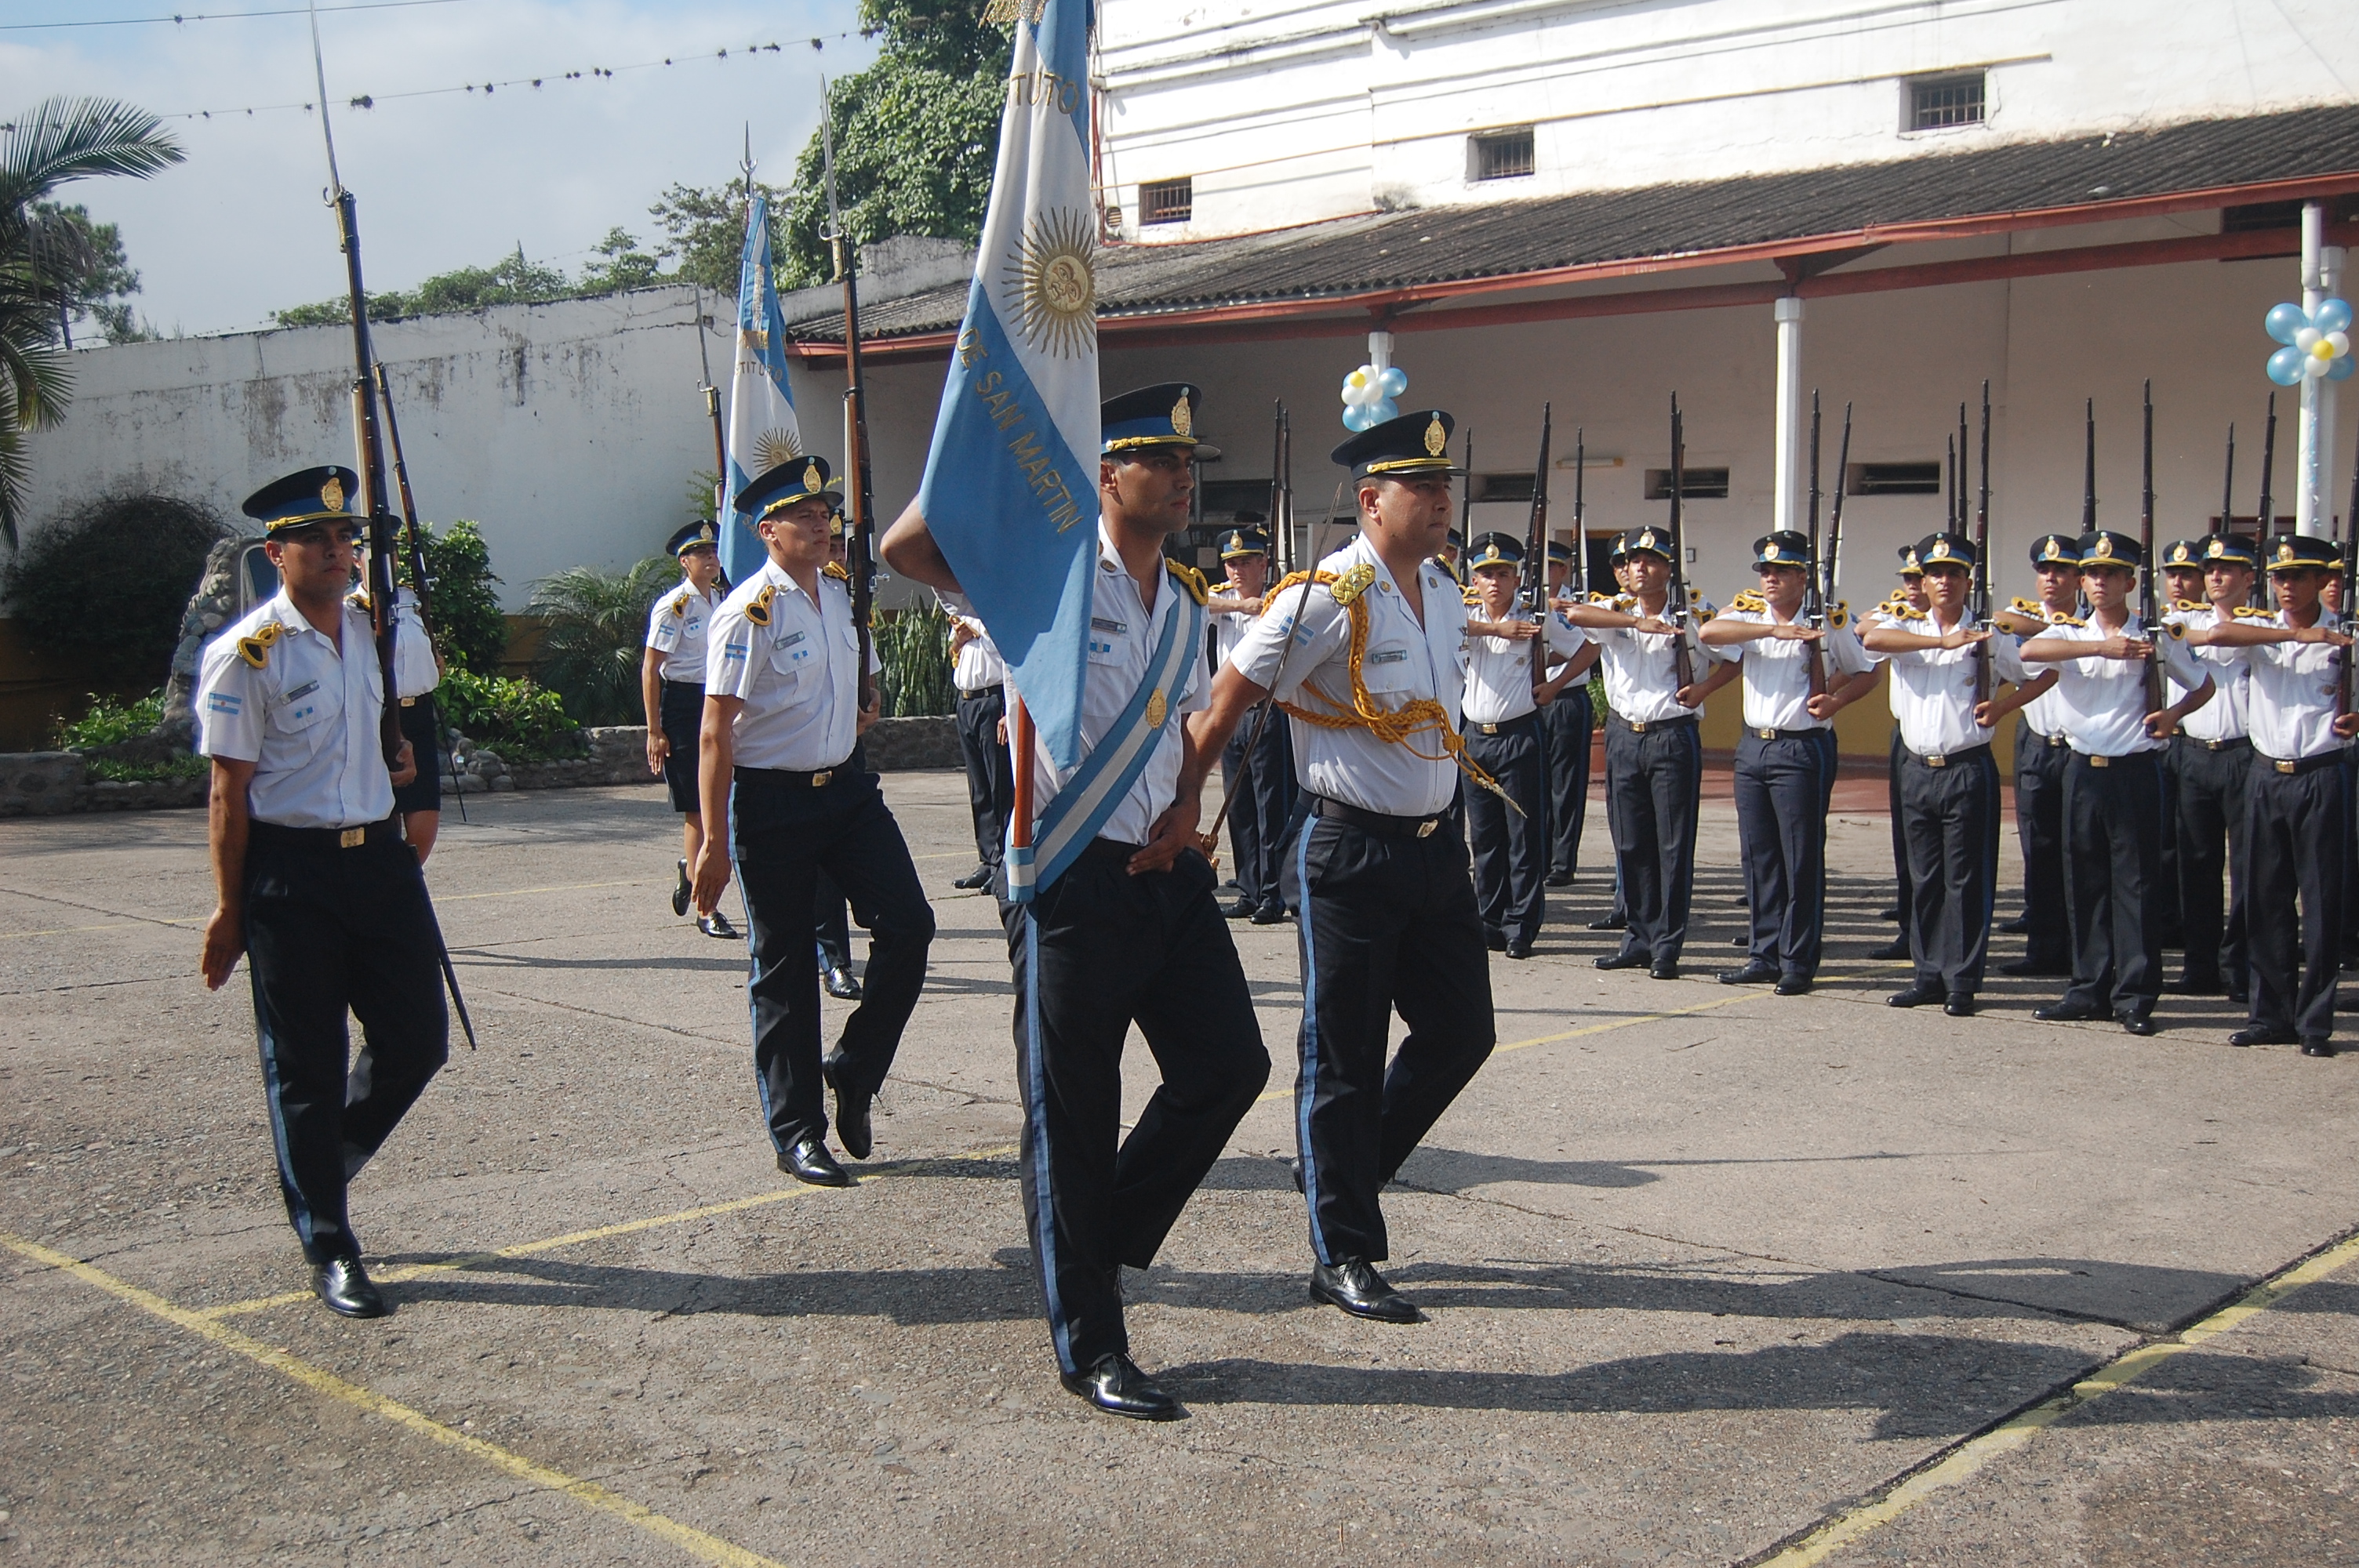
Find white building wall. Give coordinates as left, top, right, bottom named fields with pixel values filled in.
left=1098, top=0, right=2359, bottom=241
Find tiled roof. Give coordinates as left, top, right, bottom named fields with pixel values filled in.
left=795, top=103, right=2359, bottom=345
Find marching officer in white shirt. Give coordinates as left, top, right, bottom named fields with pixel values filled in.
left=2162, top=535, right=2259, bottom=1001
left=2190, top=534, right=2359, bottom=1054
left=642, top=519, right=736, bottom=938
left=1561, top=526, right=1740, bottom=978
left=1868, top=547, right=1929, bottom=962
left=1460, top=532, right=1595, bottom=957
left=1540, top=540, right=1596, bottom=888
left=1862, top=532, right=2055, bottom=1014
left=1208, top=522, right=1296, bottom=923
left=2017, top=529, right=2214, bottom=1036
left=693, top=456, right=936, bottom=1186
left=196, top=466, right=447, bottom=1319
left=1700, top=530, right=1877, bottom=993
left=884, top=382, right=1270, bottom=1421
left=943, top=590, right=1012, bottom=894
left=1993, top=534, right=2085, bottom=977
left=1190, top=408, right=1499, bottom=1328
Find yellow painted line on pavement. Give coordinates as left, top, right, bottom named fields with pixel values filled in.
left=1757, top=1227, right=2359, bottom=1567
left=0, top=1230, right=787, bottom=1568
left=439, top=878, right=650, bottom=902
left=0, top=876, right=660, bottom=938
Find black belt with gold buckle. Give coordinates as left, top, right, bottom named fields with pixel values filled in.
left=249, top=815, right=400, bottom=852
left=736, top=764, right=843, bottom=789
left=1910, top=742, right=1990, bottom=769
left=1310, top=794, right=1444, bottom=839
left=2259, top=750, right=2340, bottom=777
left=1612, top=713, right=1696, bottom=735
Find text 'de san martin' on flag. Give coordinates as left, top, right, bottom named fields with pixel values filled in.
left=914, top=0, right=1099, bottom=771
left=723, top=192, right=803, bottom=584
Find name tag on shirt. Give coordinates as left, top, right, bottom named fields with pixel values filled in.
left=284, top=681, right=319, bottom=701
left=1091, top=617, right=1127, bottom=635
left=1368, top=648, right=1409, bottom=666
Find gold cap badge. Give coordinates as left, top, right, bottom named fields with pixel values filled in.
left=2279, top=541, right=2296, bottom=563
left=2089, top=536, right=2114, bottom=561
left=2042, top=539, right=2063, bottom=559
left=1424, top=416, right=1447, bottom=457
left=2208, top=539, right=2226, bottom=557
left=1762, top=542, right=1782, bottom=561
left=802, top=460, right=823, bottom=493
left=320, top=476, right=345, bottom=511
left=1170, top=392, right=1194, bottom=439
left=1928, top=540, right=1952, bottom=561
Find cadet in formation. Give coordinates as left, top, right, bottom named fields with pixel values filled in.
left=1993, top=534, right=2085, bottom=978
left=1459, top=532, right=1594, bottom=957
left=1699, top=530, right=1877, bottom=994
left=2017, top=530, right=2214, bottom=1036
left=885, top=382, right=1270, bottom=1421
left=197, top=466, right=449, bottom=1319
left=1540, top=540, right=1596, bottom=887
left=2161, top=535, right=2258, bottom=1003
left=642, top=518, right=736, bottom=938
left=693, top=456, right=936, bottom=1185
left=1208, top=521, right=1296, bottom=924
left=1868, top=546, right=1928, bottom=962
left=1194, top=408, right=1500, bottom=1327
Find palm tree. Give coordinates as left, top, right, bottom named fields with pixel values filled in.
left=0, top=99, right=185, bottom=547
left=528, top=557, right=682, bottom=726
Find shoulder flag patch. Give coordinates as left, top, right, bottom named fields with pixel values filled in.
left=236, top=621, right=284, bottom=669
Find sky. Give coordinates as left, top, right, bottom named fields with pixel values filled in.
left=0, top=0, right=878, bottom=336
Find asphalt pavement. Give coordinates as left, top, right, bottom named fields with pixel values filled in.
left=3, top=770, right=2355, bottom=1566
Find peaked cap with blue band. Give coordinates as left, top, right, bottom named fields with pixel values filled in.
left=1333, top=408, right=1462, bottom=482
left=667, top=519, right=721, bottom=557
left=2029, top=532, right=2080, bottom=568
left=1467, top=532, right=1525, bottom=569
left=1543, top=540, right=1572, bottom=566
left=1620, top=525, right=1674, bottom=563
left=2076, top=529, right=2142, bottom=569
left=1915, top=531, right=1976, bottom=569
left=735, top=456, right=841, bottom=520
left=1219, top=526, right=1271, bottom=560
left=244, top=466, right=359, bottom=534
left=2200, top=533, right=2262, bottom=569
left=1752, top=530, right=1812, bottom=568
left=1898, top=543, right=1924, bottom=575
left=1101, top=383, right=1221, bottom=461
left=2266, top=533, right=2340, bottom=571
left=2161, top=539, right=2206, bottom=569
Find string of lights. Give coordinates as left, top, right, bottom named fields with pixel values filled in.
left=0, top=0, right=471, bottom=31
left=151, top=30, right=859, bottom=122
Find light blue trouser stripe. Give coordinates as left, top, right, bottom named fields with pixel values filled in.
left=730, top=778, right=774, bottom=1142
left=1292, top=821, right=1332, bottom=1265
left=1020, top=912, right=1076, bottom=1370
left=253, top=1015, right=316, bottom=1254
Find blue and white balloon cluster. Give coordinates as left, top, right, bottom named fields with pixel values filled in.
left=1339, top=362, right=1408, bottom=431
left=2264, top=298, right=2354, bottom=386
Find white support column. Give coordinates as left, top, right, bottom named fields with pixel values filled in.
left=1772, top=296, right=1805, bottom=535
left=2295, top=202, right=2344, bottom=534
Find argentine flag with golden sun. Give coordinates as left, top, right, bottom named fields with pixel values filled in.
left=723, top=192, right=803, bottom=583
left=914, top=0, right=1099, bottom=775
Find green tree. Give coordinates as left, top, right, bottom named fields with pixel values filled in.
left=0, top=490, right=225, bottom=683
left=579, top=226, right=664, bottom=294
left=776, top=0, right=1011, bottom=289
left=525, top=556, right=677, bottom=725
left=0, top=97, right=185, bottom=546
left=398, top=518, right=507, bottom=675
left=27, top=201, right=151, bottom=345
left=645, top=179, right=787, bottom=296
left=273, top=245, right=576, bottom=327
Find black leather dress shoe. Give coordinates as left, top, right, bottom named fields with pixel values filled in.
left=1776, top=975, right=1812, bottom=996
left=1251, top=905, right=1289, bottom=924
left=2032, top=1001, right=2103, bottom=1023
left=311, top=1254, right=387, bottom=1319
left=1944, top=993, right=1976, bottom=1018
left=823, top=964, right=863, bottom=1000
left=2228, top=1025, right=2295, bottom=1047
left=1587, top=913, right=1628, bottom=931
left=1887, top=982, right=1943, bottom=1008
left=2164, top=974, right=2223, bottom=996
left=1486, top=931, right=1507, bottom=953
left=953, top=864, right=994, bottom=891
left=1868, top=938, right=1913, bottom=961
left=699, top=909, right=740, bottom=940
left=1877, top=905, right=1903, bottom=922
left=1594, top=951, right=1650, bottom=971
left=1504, top=941, right=1535, bottom=960
left=1545, top=870, right=1574, bottom=887
left=1997, top=914, right=2030, bottom=934
left=1310, top=1258, right=1423, bottom=1323
left=671, top=858, right=691, bottom=918
left=1648, top=961, right=1681, bottom=981
left=1728, top=934, right=1750, bottom=948
left=1060, top=1353, right=1183, bottom=1421
left=2303, top=1038, right=2339, bottom=1058
left=1221, top=898, right=1255, bottom=920
left=777, top=1136, right=851, bottom=1187
left=825, top=1058, right=872, bottom=1160
left=2117, top=1011, right=2159, bottom=1037
left=1999, top=957, right=2073, bottom=978
left=1717, top=960, right=1779, bottom=986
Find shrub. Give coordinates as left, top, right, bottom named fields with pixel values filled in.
left=2, top=492, right=227, bottom=684
left=398, top=519, right=506, bottom=674
left=875, top=600, right=955, bottom=717
left=52, top=688, right=204, bottom=781
left=527, top=556, right=678, bottom=725
left=434, top=669, right=583, bottom=764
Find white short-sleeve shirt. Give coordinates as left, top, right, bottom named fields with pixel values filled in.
left=1462, top=610, right=1588, bottom=725
left=2237, top=612, right=2346, bottom=761
left=197, top=590, right=395, bottom=829
left=1718, top=604, right=1873, bottom=731
left=645, top=581, right=722, bottom=684
left=704, top=558, right=874, bottom=771
left=2031, top=615, right=2209, bottom=757
left=1591, top=593, right=1721, bottom=724
left=1878, top=609, right=2034, bottom=757
left=2163, top=603, right=2251, bottom=743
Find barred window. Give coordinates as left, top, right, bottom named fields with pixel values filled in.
left=1470, top=128, right=1535, bottom=181
left=1643, top=467, right=1729, bottom=500
left=1140, top=178, right=1193, bottom=226
left=1848, top=462, right=1943, bottom=496
left=1907, top=73, right=1985, bottom=132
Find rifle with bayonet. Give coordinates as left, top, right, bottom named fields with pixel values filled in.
left=1973, top=380, right=1993, bottom=706
left=1827, top=402, right=1851, bottom=615
left=1525, top=403, right=1552, bottom=693
left=819, top=85, right=878, bottom=713
left=1459, top=426, right=1476, bottom=570
left=2255, top=394, right=2278, bottom=610
left=2140, top=380, right=2164, bottom=713
left=2081, top=398, right=2099, bottom=617
left=1270, top=401, right=1289, bottom=575
left=1572, top=426, right=1587, bottom=602
left=1667, top=394, right=1696, bottom=689
left=1802, top=390, right=1827, bottom=699
left=369, top=360, right=465, bottom=824
left=2344, top=423, right=2359, bottom=713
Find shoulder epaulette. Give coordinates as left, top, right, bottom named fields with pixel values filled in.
left=1461, top=585, right=1483, bottom=607
left=1329, top=562, right=1377, bottom=607
left=670, top=590, right=691, bottom=615
left=2044, top=612, right=2087, bottom=629
left=236, top=620, right=285, bottom=669
left=345, top=590, right=371, bottom=613
left=2009, top=596, right=2043, bottom=616
left=744, top=584, right=777, bottom=626
left=1828, top=600, right=1850, bottom=630
left=2172, top=597, right=2206, bottom=614
left=1728, top=590, right=1767, bottom=612
left=2231, top=605, right=2277, bottom=620
left=1165, top=559, right=1208, bottom=605
left=823, top=561, right=850, bottom=582
left=2161, top=619, right=2187, bottom=639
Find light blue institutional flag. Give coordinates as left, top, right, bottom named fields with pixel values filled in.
left=914, top=0, right=1100, bottom=771
left=723, top=194, right=802, bottom=585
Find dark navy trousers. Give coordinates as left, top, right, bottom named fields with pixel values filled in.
left=243, top=827, right=448, bottom=1264
left=2014, top=720, right=2074, bottom=969
left=1539, top=685, right=1594, bottom=880
left=1004, top=844, right=1267, bottom=1374
left=732, top=764, right=933, bottom=1152
left=1603, top=714, right=1703, bottom=965
left=2172, top=735, right=2250, bottom=990
left=1899, top=744, right=2003, bottom=995
left=1732, top=728, right=1837, bottom=980
left=1222, top=706, right=1296, bottom=915
left=2059, top=750, right=2166, bottom=1019
left=2245, top=754, right=2346, bottom=1041
left=1465, top=713, right=1549, bottom=949
left=955, top=686, right=1012, bottom=873
left=1285, top=806, right=1494, bottom=1265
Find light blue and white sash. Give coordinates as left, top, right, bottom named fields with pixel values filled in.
left=1007, top=586, right=1205, bottom=902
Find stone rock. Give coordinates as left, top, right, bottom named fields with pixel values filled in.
left=860, top=715, right=961, bottom=771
